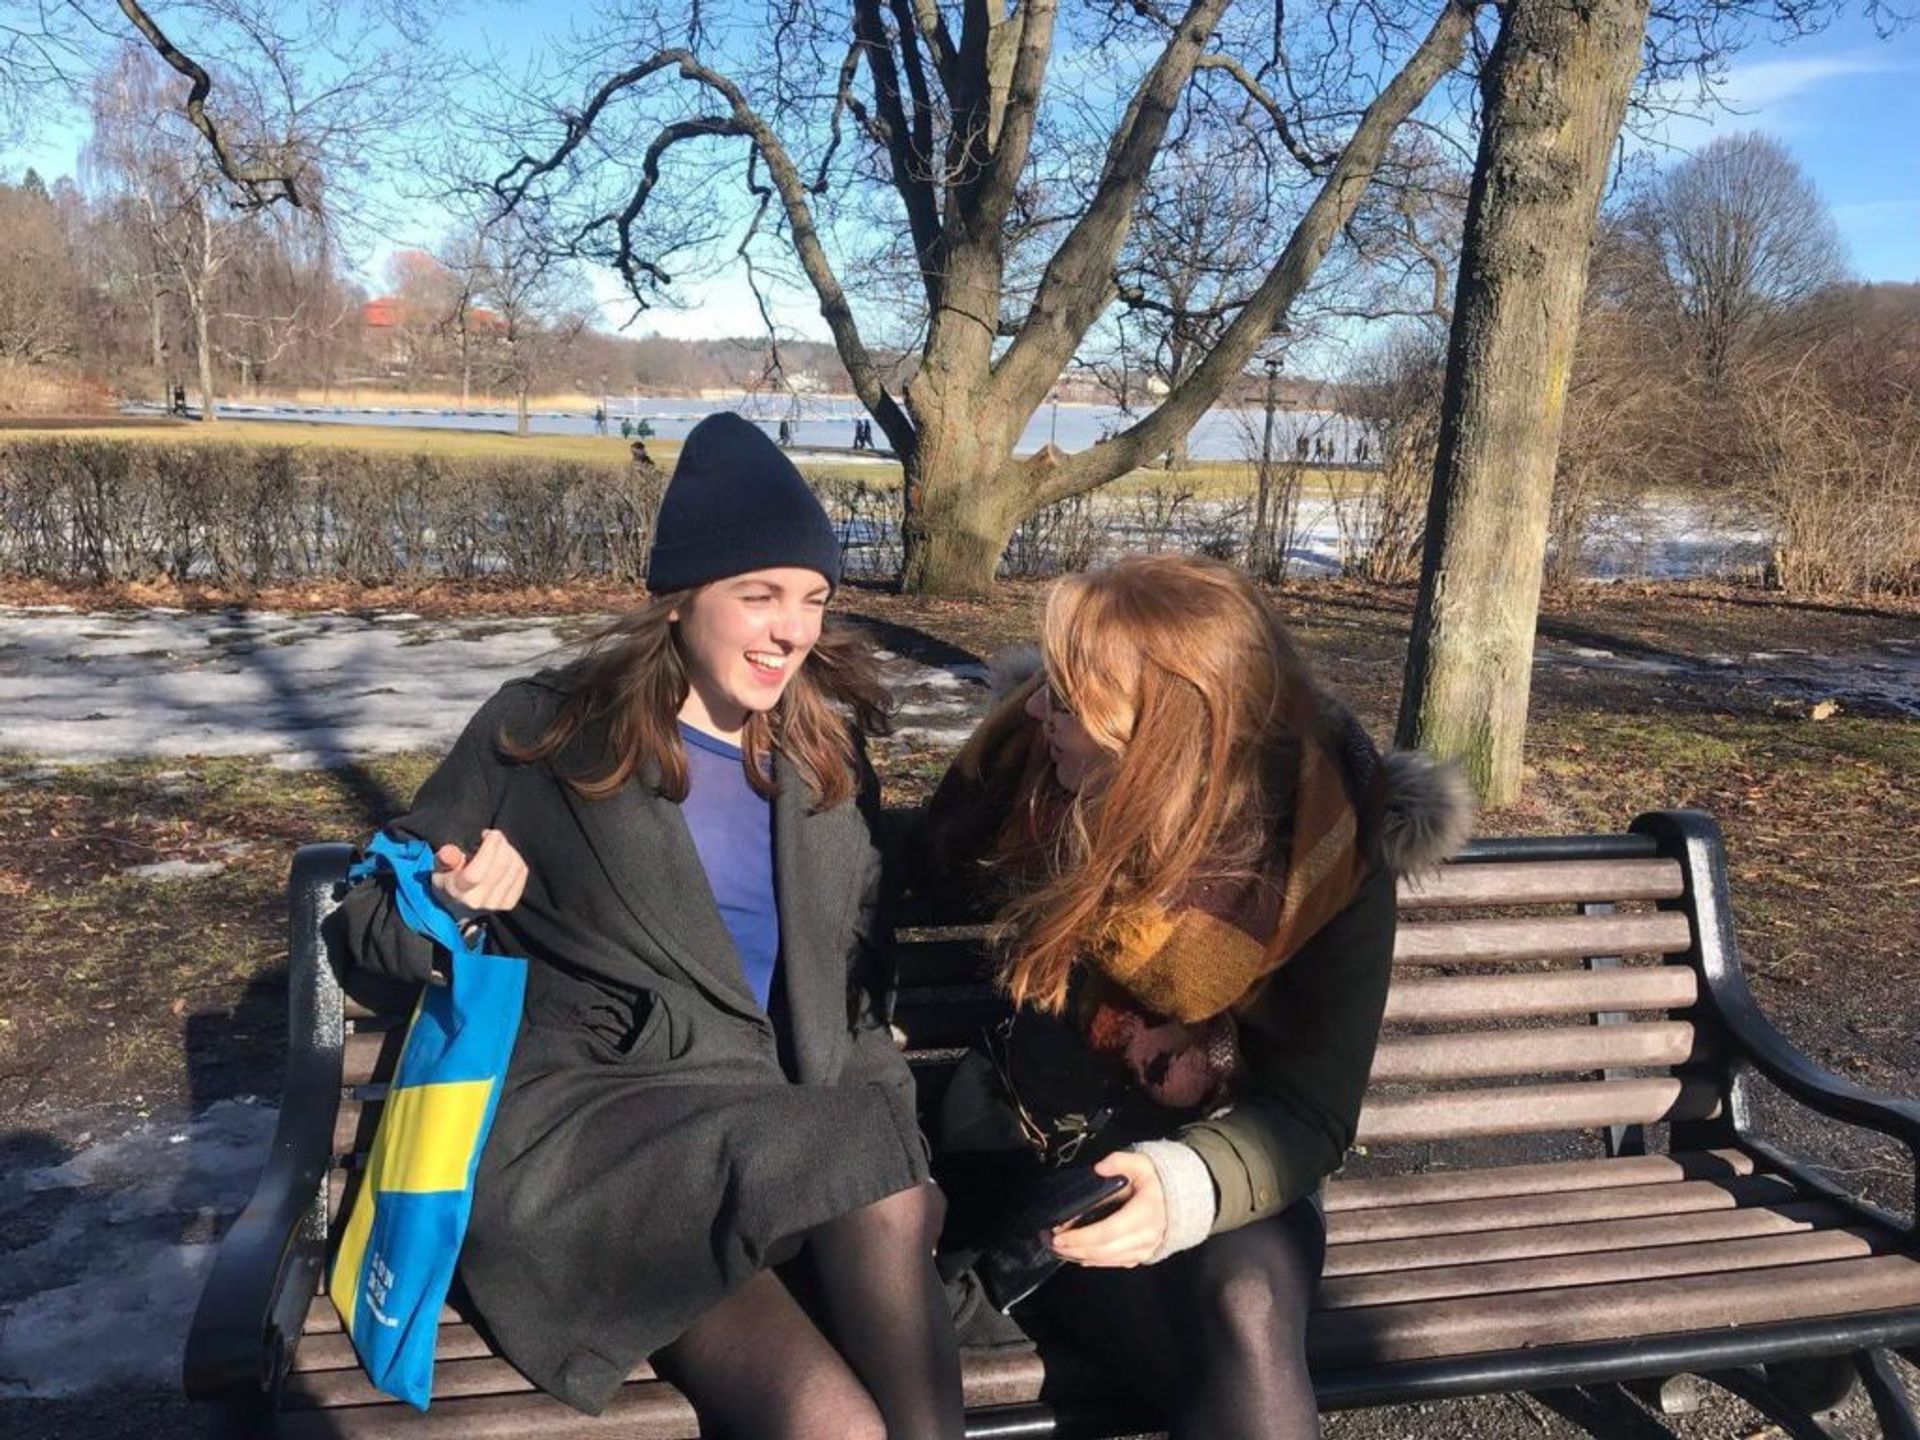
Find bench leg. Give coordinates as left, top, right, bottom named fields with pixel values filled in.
left=1703, top=1363, right=1850, bottom=1440
left=1769, top=1354, right=1862, bottom=1416
left=1857, top=1348, right=1920, bottom=1440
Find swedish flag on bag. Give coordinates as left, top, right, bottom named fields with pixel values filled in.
left=328, top=831, right=527, bottom=1410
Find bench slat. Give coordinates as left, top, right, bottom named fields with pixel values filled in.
left=1325, top=1147, right=1752, bottom=1212
left=1396, top=859, right=1685, bottom=909
left=1383, top=966, right=1697, bottom=1024
left=1324, top=1199, right=1846, bottom=1276
left=1307, top=1253, right=1920, bottom=1368
left=282, top=1338, right=1050, bottom=1423
left=1368, top=1021, right=1707, bottom=1082
left=1329, top=1173, right=1798, bottom=1245
left=280, top=1377, right=699, bottom=1437
left=303, top=1290, right=449, bottom=1338
left=1355, top=1075, right=1721, bottom=1144
left=1393, top=911, right=1692, bottom=964
left=1317, top=1225, right=1890, bottom=1310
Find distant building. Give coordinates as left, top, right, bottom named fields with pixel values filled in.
left=359, top=295, right=502, bottom=380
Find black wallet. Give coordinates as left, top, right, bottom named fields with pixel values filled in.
left=974, top=1167, right=1130, bottom=1313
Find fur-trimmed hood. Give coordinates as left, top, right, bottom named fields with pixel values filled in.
left=980, top=642, right=1473, bottom=875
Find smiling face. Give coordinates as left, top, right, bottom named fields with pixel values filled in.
left=672, top=567, right=830, bottom=740
left=1024, top=675, right=1109, bottom=792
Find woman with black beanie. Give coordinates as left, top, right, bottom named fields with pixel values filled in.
left=330, top=413, right=963, bottom=1438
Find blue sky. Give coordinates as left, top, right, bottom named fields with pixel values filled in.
left=8, top=2, right=1915, bottom=346
left=1627, top=9, right=1920, bottom=285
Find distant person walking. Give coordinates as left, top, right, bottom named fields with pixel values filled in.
left=778, top=418, right=793, bottom=448
left=593, top=405, right=609, bottom=436
left=171, top=381, right=188, bottom=417
left=621, top=417, right=633, bottom=440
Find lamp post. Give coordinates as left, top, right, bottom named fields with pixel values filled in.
left=1252, top=357, right=1280, bottom=579
left=1049, top=390, right=1061, bottom=446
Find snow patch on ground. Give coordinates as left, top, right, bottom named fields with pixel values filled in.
left=0, top=1100, right=278, bottom=1399
left=0, top=607, right=995, bottom=765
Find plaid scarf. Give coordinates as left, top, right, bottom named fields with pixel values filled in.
left=925, top=676, right=1385, bottom=1113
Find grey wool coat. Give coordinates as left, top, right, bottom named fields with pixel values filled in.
left=328, top=673, right=929, bottom=1415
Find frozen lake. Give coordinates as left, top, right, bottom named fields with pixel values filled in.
left=132, top=394, right=1371, bottom=464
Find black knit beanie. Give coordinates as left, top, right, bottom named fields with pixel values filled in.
left=646, top=412, right=842, bottom=593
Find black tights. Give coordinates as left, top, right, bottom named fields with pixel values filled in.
left=1028, top=1196, right=1326, bottom=1440
left=653, top=1182, right=964, bottom=1440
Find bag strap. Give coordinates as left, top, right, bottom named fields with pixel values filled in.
left=348, top=831, right=486, bottom=962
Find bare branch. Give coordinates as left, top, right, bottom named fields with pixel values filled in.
left=1031, top=0, right=1481, bottom=506
left=112, top=0, right=305, bottom=210
left=493, top=55, right=682, bottom=207
left=990, top=0, right=1234, bottom=412
left=1193, top=53, right=1333, bottom=172
left=853, top=0, right=944, bottom=290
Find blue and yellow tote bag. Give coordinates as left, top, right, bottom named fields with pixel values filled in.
left=327, top=831, right=527, bottom=1409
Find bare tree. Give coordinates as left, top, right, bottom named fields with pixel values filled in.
left=1543, top=218, right=1678, bottom=585
left=2, top=0, right=429, bottom=218
left=464, top=218, right=593, bottom=436
left=0, top=175, right=85, bottom=363
left=482, top=0, right=1485, bottom=593
left=1104, top=134, right=1288, bottom=470
left=1626, top=131, right=1849, bottom=388
left=1340, top=325, right=1444, bottom=583
left=84, top=45, right=252, bottom=416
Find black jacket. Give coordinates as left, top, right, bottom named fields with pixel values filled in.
left=329, top=674, right=927, bottom=1414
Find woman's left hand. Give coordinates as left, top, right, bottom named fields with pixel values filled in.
left=1047, top=1150, right=1165, bottom=1268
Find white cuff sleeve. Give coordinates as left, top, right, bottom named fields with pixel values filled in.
left=1133, top=1139, right=1219, bottom=1264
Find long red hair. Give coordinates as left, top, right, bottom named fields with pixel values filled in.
left=998, top=555, right=1322, bottom=1014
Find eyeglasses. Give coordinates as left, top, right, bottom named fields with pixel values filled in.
left=1039, top=677, right=1078, bottom=725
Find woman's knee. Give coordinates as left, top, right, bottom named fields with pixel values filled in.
left=769, top=1371, right=887, bottom=1440
left=1183, top=1214, right=1322, bottom=1351
left=848, top=1179, right=946, bottom=1250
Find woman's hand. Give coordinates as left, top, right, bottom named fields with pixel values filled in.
left=431, top=828, right=528, bottom=917
left=1046, top=1150, right=1165, bottom=1268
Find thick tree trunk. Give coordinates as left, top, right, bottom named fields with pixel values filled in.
left=899, top=391, right=1027, bottom=595
left=1396, top=0, right=1649, bottom=805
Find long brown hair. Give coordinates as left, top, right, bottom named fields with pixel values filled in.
left=998, top=555, right=1322, bottom=1014
left=503, top=589, right=891, bottom=809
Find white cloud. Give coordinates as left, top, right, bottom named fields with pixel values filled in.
left=1636, top=49, right=1914, bottom=151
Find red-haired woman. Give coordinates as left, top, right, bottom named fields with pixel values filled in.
left=919, top=553, right=1470, bottom=1439
left=332, top=415, right=961, bottom=1439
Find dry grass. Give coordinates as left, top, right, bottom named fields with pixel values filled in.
left=0, top=419, right=676, bottom=467
left=0, top=362, right=115, bottom=415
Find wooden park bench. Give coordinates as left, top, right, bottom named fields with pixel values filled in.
left=185, top=809, right=1920, bottom=1438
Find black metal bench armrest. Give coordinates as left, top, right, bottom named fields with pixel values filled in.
left=184, top=844, right=354, bottom=1401
left=1634, top=811, right=1920, bottom=1231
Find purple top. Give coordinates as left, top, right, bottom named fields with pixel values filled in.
left=677, top=723, right=780, bottom=1010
